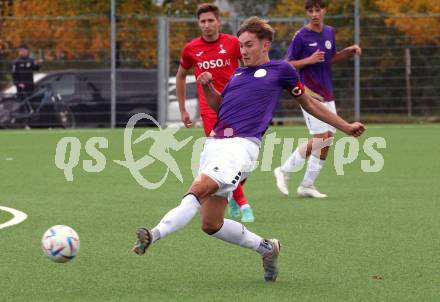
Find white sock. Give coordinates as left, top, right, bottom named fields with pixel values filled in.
left=240, top=204, right=250, bottom=210
left=281, top=148, right=306, bottom=173
left=302, top=155, right=325, bottom=187
left=211, top=219, right=271, bottom=255
left=151, top=194, right=200, bottom=243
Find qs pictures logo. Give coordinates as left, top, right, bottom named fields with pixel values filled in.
left=55, top=114, right=387, bottom=190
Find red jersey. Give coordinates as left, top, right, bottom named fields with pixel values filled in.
left=180, top=33, right=241, bottom=115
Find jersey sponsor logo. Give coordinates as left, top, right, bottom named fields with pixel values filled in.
left=253, top=69, right=267, bottom=78
left=197, top=58, right=231, bottom=70
left=218, top=44, right=226, bottom=54
left=308, top=42, right=318, bottom=47
left=195, top=51, right=204, bottom=57
left=325, top=40, right=332, bottom=49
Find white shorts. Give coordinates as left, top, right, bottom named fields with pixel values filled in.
left=198, top=137, right=259, bottom=198
left=301, top=101, right=337, bottom=135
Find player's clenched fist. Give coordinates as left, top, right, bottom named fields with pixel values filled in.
left=347, top=122, right=365, bottom=137
left=197, top=72, right=213, bottom=85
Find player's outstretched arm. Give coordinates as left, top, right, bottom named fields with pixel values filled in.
left=197, top=72, right=222, bottom=112
left=332, top=44, right=362, bottom=63
left=295, top=93, right=365, bottom=137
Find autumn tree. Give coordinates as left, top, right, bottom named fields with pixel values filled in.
left=373, top=0, right=440, bottom=45
left=0, top=0, right=109, bottom=63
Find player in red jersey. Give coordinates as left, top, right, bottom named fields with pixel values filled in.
left=176, top=3, right=254, bottom=222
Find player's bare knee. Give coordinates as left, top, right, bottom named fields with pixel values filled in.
left=188, top=183, right=209, bottom=201
left=320, top=135, right=333, bottom=159
left=189, top=174, right=218, bottom=200
left=201, top=221, right=222, bottom=235
left=319, top=146, right=330, bottom=159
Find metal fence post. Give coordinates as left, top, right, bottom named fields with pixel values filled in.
left=232, top=16, right=240, bottom=36
left=354, top=0, right=361, bottom=121
left=110, top=0, right=116, bottom=128
left=405, top=47, right=412, bottom=117
left=157, top=16, right=169, bottom=127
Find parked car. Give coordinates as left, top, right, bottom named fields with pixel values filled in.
left=167, top=75, right=199, bottom=127
left=0, top=73, right=47, bottom=99
left=0, top=69, right=199, bottom=128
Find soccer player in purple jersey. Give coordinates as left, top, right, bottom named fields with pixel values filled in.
left=131, top=16, right=364, bottom=282
left=274, top=0, right=362, bottom=198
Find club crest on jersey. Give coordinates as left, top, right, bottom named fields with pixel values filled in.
left=218, top=44, right=226, bottom=54
left=254, top=69, right=267, bottom=78
left=325, top=40, right=332, bottom=50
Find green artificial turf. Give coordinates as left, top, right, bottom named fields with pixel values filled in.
left=0, top=124, right=438, bottom=301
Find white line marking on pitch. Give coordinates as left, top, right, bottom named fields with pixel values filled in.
left=0, top=206, right=28, bottom=229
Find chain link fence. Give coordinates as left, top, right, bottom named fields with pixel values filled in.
left=0, top=13, right=439, bottom=128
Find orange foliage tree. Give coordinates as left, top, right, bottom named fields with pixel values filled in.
left=0, top=0, right=209, bottom=68
left=0, top=0, right=109, bottom=62
left=373, top=0, right=440, bottom=45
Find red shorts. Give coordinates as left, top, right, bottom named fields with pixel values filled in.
left=201, top=113, right=218, bottom=136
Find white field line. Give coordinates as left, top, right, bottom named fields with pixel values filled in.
left=0, top=206, right=28, bottom=229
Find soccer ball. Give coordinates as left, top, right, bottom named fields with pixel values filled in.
left=41, top=225, right=80, bottom=263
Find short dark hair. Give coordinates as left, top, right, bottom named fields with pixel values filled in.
left=196, top=3, right=220, bottom=19
left=305, top=0, right=327, bottom=10
left=237, top=16, right=274, bottom=42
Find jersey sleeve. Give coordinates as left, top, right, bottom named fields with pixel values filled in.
left=286, top=30, right=303, bottom=61
left=279, top=62, right=304, bottom=97
left=180, top=44, right=193, bottom=70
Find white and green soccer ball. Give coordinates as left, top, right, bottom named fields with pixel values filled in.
left=41, top=225, right=80, bottom=263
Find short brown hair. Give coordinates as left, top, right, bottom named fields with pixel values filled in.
left=196, top=3, right=220, bottom=19
left=237, top=16, right=274, bottom=42
left=305, top=0, right=327, bottom=10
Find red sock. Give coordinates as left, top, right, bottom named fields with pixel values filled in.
left=232, top=183, right=247, bottom=207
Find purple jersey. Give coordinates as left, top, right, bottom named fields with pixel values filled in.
left=213, top=60, right=304, bottom=142
left=286, top=25, right=336, bottom=102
